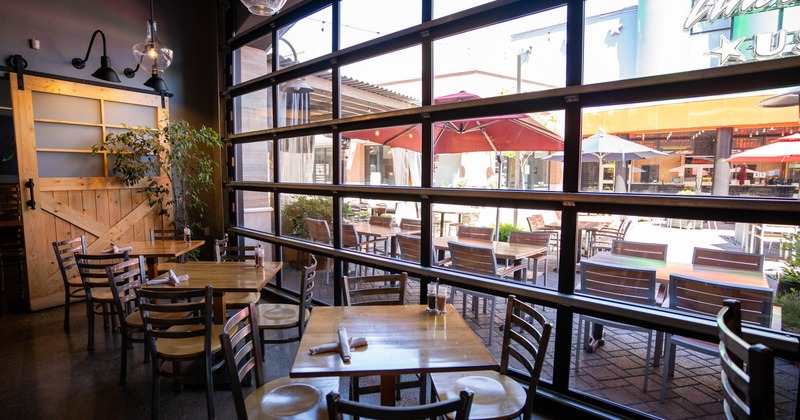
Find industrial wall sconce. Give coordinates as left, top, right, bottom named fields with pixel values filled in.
left=124, top=0, right=173, bottom=94
left=240, top=0, right=287, bottom=16
left=71, top=30, right=121, bottom=83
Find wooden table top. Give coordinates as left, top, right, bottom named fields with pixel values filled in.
left=587, top=252, right=768, bottom=289
left=145, top=260, right=281, bottom=293
left=433, top=236, right=547, bottom=261
left=291, top=305, right=497, bottom=378
left=121, top=240, right=206, bottom=258
left=352, top=222, right=419, bottom=238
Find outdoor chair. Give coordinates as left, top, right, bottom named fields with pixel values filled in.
left=257, top=255, right=316, bottom=354
left=508, top=230, right=551, bottom=286
left=214, top=234, right=261, bottom=308
left=659, top=274, right=773, bottom=403
left=717, top=299, right=775, bottom=420
left=52, top=235, right=87, bottom=330
left=221, top=302, right=338, bottom=420
left=341, top=273, right=425, bottom=403
left=396, top=233, right=422, bottom=263
left=447, top=241, right=527, bottom=346
left=588, top=218, right=631, bottom=257
left=528, top=213, right=560, bottom=268
left=343, top=222, right=387, bottom=257
left=430, top=295, right=552, bottom=420
left=691, top=248, right=763, bottom=272
left=306, top=218, right=334, bottom=282
left=447, top=209, right=481, bottom=236
left=750, top=224, right=797, bottom=257
left=368, top=215, right=392, bottom=227
left=456, top=225, right=494, bottom=241
left=575, top=261, right=661, bottom=392
left=137, top=285, right=224, bottom=420
left=75, top=251, right=130, bottom=351
left=327, top=389, right=474, bottom=420
left=611, top=239, right=668, bottom=261
left=399, top=217, right=422, bottom=232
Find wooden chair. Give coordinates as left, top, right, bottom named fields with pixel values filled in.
left=341, top=273, right=424, bottom=403
left=576, top=261, right=661, bottom=392
left=430, top=295, right=552, bottom=420
left=343, top=223, right=388, bottom=256
left=136, top=285, right=224, bottom=420
left=75, top=251, right=130, bottom=351
left=150, top=228, right=187, bottom=263
left=214, top=235, right=261, bottom=308
left=326, top=389, right=474, bottom=420
left=396, top=233, right=422, bottom=263
left=456, top=225, right=494, bottom=241
left=611, top=239, right=668, bottom=261
left=508, top=230, right=550, bottom=286
left=221, top=302, right=339, bottom=420
left=52, top=235, right=87, bottom=330
left=447, top=209, right=481, bottom=236
left=399, top=217, right=421, bottom=232
left=528, top=213, right=560, bottom=268
left=257, top=255, right=316, bottom=353
left=692, top=248, right=764, bottom=272
left=717, top=299, right=775, bottom=420
left=588, top=218, right=631, bottom=257
left=659, top=274, right=773, bottom=403
left=106, top=256, right=154, bottom=384
left=305, top=218, right=333, bottom=282
left=368, top=215, right=392, bottom=227
left=447, top=241, right=527, bottom=346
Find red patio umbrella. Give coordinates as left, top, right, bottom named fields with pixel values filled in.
left=726, top=133, right=800, bottom=163
left=342, top=91, right=564, bottom=154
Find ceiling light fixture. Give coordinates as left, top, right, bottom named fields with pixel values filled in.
left=72, top=30, right=121, bottom=83
left=124, top=0, right=173, bottom=94
left=240, top=0, right=287, bottom=16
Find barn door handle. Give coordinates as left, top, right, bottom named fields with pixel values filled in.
left=24, top=178, right=36, bottom=210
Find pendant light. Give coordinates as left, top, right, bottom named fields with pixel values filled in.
left=124, top=0, right=173, bottom=94
left=240, top=0, right=287, bottom=16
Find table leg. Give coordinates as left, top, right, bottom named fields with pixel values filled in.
left=212, top=291, right=227, bottom=325
left=380, top=375, right=397, bottom=406
left=146, top=257, right=159, bottom=279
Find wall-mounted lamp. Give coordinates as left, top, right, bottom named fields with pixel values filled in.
left=72, top=30, right=121, bottom=83
left=124, top=0, right=173, bottom=94
left=240, top=0, right=287, bottom=16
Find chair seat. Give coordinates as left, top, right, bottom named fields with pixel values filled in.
left=66, top=276, right=84, bottom=288
left=89, top=287, right=114, bottom=302
left=256, top=303, right=310, bottom=329
left=225, top=292, right=261, bottom=306
left=431, top=370, right=526, bottom=420
left=156, top=324, right=229, bottom=358
left=125, top=310, right=191, bottom=328
left=244, top=376, right=339, bottom=420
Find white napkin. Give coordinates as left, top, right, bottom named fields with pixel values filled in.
left=167, top=269, right=189, bottom=286
left=101, top=244, right=133, bottom=254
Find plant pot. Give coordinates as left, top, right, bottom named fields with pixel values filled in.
left=777, top=280, right=800, bottom=296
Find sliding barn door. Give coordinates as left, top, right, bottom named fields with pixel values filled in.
left=10, top=74, right=169, bottom=310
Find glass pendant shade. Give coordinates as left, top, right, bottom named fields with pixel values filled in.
left=132, top=20, right=173, bottom=72
left=240, top=0, right=287, bottom=16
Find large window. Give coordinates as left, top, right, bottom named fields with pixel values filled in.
left=223, top=1, right=800, bottom=419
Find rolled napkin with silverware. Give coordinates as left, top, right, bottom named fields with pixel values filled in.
left=102, top=243, right=133, bottom=254
left=167, top=269, right=189, bottom=286
left=308, top=336, right=368, bottom=355
left=338, top=326, right=351, bottom=362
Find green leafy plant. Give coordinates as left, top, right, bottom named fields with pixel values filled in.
left=780, top=232, right=800, bottom=284
left=497, top=222, right=523, bottom=242
left=92, top=119, right=223, bottom=236
left=774, top=289, right=800, bottom=333
left=281, top=196, right=354, bottom=239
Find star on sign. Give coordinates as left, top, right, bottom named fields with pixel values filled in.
left=610, top=23, right=623, bottom=36
left=708, top=34, right=746, bottom=66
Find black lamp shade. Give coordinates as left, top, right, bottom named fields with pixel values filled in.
left=144, top=74, right=168, bottom=94
left=92, top=56, right=121, bottom=83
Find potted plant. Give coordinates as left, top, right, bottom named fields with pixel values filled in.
left=280, top=195, right=353, bottom=268
left=777, top=232, right=800, bottom=295
left=92, top=119, right=223, bottom=252
left=773, top=288, right=800, bottom=333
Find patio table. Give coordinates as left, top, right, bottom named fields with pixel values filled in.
left=353, top=222, right=420, bottom=257
left=290, top=304, right=497, bottom=406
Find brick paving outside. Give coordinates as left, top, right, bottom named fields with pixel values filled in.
left=274, top=220, right=799, bottom=419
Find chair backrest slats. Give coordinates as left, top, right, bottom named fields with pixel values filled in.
left=306, top=218, right=332, bottom=243
left=106, top=256, right=147, bottom=321
left=399, top=218, right=421, bottom=231
left=579, top=261, right=656, bottom=306
left=456, top=225, right=494, bottom=241
left=448, top=241, right=498, bottom=277
left=220, top=302, right=264, bottom=420
left=508, top=230, right=550, bottom=249
left=717, top=299, right=775, bottom=420
left=611, top=240, right=668, bottom=261
left=214, top=234, right=257, bottom=262
left=342, top=273, right=407, bottom=306
left=53, top=236, right=86, bottom=283
left=670, top=274, right=772, bottom=326
left=369, top=215, right=392, bottom=227
left=692, top=248, right=763, bottom=272
left=342, top=224, right=360, bottom=249
left=527, top=214, right=546, bottom=231
left=137, top=286, right=213, bottom=341
left=150, top=228, right=182, bottom=241
left=327, top=389, right=475, bottom=420
left=76, top=252, right=130, bottom=290
left=396, top=234, right=422, bottom=263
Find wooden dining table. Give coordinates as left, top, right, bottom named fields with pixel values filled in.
left=433, top=236, right=547, bottom=280
left=145, top=260, right=281, bottom=324
left=290, top=304, right=498, bottom=406
left=122, top=239, right=205, bottom=279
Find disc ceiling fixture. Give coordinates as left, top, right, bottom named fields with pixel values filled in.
left=124, top=0, right=173, bottom=94
left=71, top=30, right=121, bottom=83
left=240, top=0, right=287, bottom=16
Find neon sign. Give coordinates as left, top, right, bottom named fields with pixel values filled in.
left=684, top=0, right=799, bottom=30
